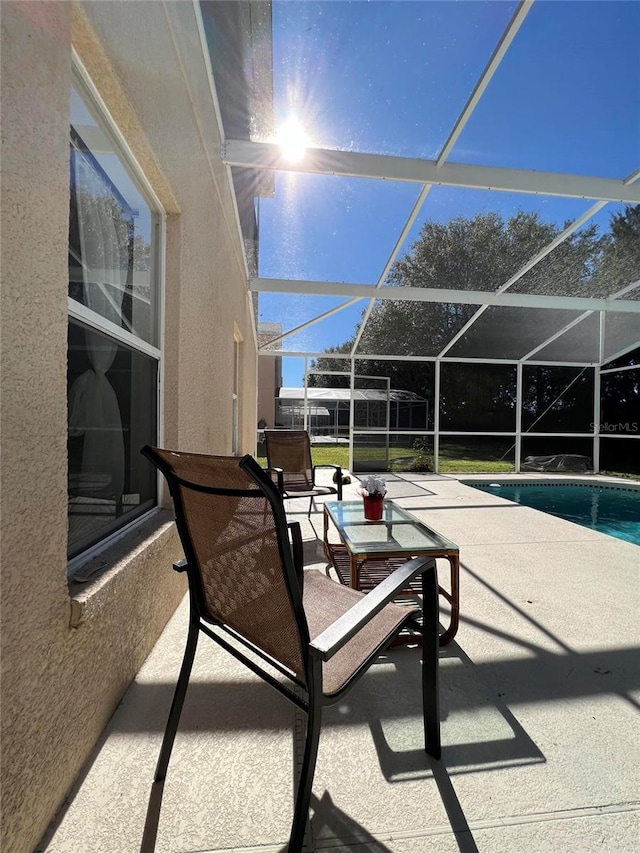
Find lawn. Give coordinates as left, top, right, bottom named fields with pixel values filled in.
left=257, top=443, right=637, bottom=478
left=258, top=439, right=638, bottom=479
left=257, top=446, right=349, bottom=470
left=257, top=440, right=514, bottom=475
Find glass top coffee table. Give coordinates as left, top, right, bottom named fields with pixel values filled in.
left=323, top=500, right=459, bottom=645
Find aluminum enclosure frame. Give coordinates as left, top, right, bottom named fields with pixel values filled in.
left=204, top=0, right=639, bottom=474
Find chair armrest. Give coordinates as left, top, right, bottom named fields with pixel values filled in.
left=309, top=556, right=436, bottom=662
left=313, top=464, right=343, bottom=500
left=266, top=466, right=285, bottom=494
left=287, top=521, right=304, bottom=578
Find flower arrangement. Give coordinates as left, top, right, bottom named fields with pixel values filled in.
left=357, top=475, right=387, bottom=498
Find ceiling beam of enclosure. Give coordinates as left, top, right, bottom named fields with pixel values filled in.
left=250, top=278, right=640, bottom=314
left=260, top=351, right=599, bottom=367
left=223, top=141, right=640, bottom=204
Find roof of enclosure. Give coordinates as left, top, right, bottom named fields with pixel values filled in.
left=204, top=0, right=640, bottom=369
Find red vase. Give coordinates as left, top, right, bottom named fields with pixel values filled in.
left=363, top=494, right=384, bottom=521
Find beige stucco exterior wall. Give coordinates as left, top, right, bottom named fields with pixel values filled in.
left=258, top=354, right=281, bottom=428
left=257, top=324, right=283, bottom=429
left=0, top=3, right=258, bottom=852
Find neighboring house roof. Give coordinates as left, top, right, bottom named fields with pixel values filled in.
left=278, top=404, right=331, bottom=418
left=278, top=387, right=427, bottom=403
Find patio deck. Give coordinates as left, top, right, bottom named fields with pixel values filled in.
left=39, top=474, right=639, bottom=852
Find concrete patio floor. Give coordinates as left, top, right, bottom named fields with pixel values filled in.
left=39, top=473, right=639, bottom=852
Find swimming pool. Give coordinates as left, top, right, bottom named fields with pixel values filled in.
left=463, top=481, right=640, bottom=546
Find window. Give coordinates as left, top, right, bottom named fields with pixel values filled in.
left=67, top=73, right=162, bottom=562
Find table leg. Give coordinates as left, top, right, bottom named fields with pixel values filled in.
left=322, top=507, right=330, bottom=563
left=438, top=553, right=459, bottom=646
left=422, top=562, right=441, bottom=757
left=350, top=553, right=360, bottom=590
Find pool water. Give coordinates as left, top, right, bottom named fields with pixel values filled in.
left=465, top=481, right=640, bottom=546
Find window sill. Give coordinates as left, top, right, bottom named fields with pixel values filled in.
left=69, top=510, right=179, bottom=628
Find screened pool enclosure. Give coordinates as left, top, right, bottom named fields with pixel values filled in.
left=203, top=0, right=639, bottom=475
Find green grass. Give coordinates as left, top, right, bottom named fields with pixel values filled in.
left=258, top=443, right=512, bottom=474
left=438, top=458, right=513, bottom=474
left=600, top=470, right=640, bottom=480
left=257, top=446, right=350, bottom=469
left=309, top=447, right=350, bottom=469
left=258, top=443, right=638, bottom=478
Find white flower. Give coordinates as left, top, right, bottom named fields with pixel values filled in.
left=360, top=475, right=386, bottom=497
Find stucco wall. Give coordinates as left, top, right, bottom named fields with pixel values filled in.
left=258, top=353, right=280, bottom=428
left=0, top=2, right=258, bottom=851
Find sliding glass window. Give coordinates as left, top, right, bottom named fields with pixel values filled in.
left=67, top=74, right=161, bottom=561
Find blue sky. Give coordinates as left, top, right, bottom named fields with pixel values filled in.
left=256, top=1, right=640, bottom=385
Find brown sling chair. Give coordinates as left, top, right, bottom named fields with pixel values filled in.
left=140, top=446, right=440, bottom=852
left=264, top=429, right=343, bottom=515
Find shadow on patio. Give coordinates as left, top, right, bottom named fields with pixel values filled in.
left=39, top=476, right=639, bottom=852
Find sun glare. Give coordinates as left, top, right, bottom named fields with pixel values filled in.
left=277, top=116, right=309, bottom=163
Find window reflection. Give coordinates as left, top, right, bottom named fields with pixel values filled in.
left=67, top=322, right=157, bottom=558
left=69, top=86, right=156, bottom=347
left=67, top=81, right=159, bottom=563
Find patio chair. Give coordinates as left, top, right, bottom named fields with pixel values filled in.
left=140, top=445, right=441, bottom=853
left=264, top=428, right=343, bottom=516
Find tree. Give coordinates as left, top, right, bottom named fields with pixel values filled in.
left=594, top=204, right=640, bottom=296
left=308, top=343, right=352, bottom=388
left=310, top=210, right=602, bottom=415
left=308, top=208, right=638, bottom=470
left=594, top=205, right=640, bottom=430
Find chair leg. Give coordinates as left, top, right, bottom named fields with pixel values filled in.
left=155, top=616, right=199, bottom=782
left=289, top=668, right=322, bottom=851
left=140, top=617, right=199, bottom=853
left=421, top=561, right=441, bottom=759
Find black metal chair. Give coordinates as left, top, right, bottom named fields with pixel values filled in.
left=140, top=445, right=440, bottom=852
left=264, top=429, right=342, bottom=516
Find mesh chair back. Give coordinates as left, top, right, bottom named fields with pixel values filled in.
left=264, top=430, right=314, bottom=491
left=144, top=447, right=305, bottom=679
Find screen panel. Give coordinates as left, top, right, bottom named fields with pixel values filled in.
left=448, top=2, right=639, bottom=177
left=388, top=187, right=593, bottom=295
left=269, top=0, right=516, bottom=159
left=521, top=366, right=595, bottom=433
left=520, top=436, right=594, bottom=471
left=600, top=369, right=640, bottom=436
left=355, top=300, right=481, bottom=357
left=447, top=307, right=587, bottom=362
left=352, top=432, right=434, bottom=474
left=258, top=173, right=421, bottom=283
left=599, top=438, right=640, bottom=477
left=531, top=312, right=600, bottom=364
left=440, top=363, right=517, bottom=432
left=603, top=313, right=640, bottom=363
left=258, top=294, right=366, bottom=354
left=438, top=436, right=515, bottom=474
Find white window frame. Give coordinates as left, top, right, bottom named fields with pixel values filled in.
left=67, top=54, right=166, bottom=574
left=232, top=326, right=243, bottom=455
